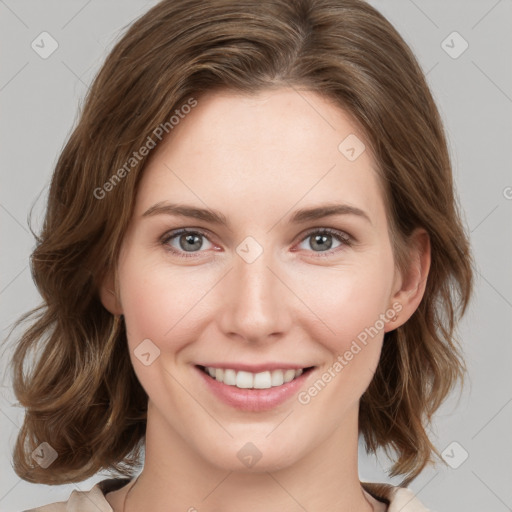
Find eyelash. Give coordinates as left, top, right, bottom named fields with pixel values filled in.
left=160, top=227, right=353, bottom=259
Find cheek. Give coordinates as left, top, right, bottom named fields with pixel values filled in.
left=119, top=269, right=169, bottom=343
left=301, top=257, right=393, bottom=347
left=117, top=257, right=200, bottom=401
left=118, top=255, right=214, bottom=354
left=296, top=256, right=395, bottom=404
left=116, top=250, right=167, bottom=349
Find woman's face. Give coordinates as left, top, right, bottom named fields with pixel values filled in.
left=105, top=87, right=407, bottom=472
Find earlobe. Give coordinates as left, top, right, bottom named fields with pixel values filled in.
left=98, top=270, right=124, bottom=315
left=386, top=228, right=431, bottom=331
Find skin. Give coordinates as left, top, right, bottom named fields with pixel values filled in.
left=100, top=87, right=430, bottom=512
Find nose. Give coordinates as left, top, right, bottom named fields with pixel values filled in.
left=217, top=239, right=293, bottom=344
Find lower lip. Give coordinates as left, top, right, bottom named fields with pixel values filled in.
left=194, top=366, right=314, bottom=412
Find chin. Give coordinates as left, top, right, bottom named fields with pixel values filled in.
left=197, top=435, right=306, bottom=474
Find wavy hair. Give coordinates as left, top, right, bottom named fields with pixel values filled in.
left=4, top=0, right=473, bottom=487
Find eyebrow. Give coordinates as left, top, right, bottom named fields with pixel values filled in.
left=142, top=201, right=372, bottom=226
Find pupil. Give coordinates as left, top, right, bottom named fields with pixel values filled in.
left=312, top=234, right=332, bottom=251
left=180, top=234, right=201, bottom=251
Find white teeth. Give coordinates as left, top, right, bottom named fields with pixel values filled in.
left=223, top=369, right=236, bottom=386
left=283, top=369, right=296, bottom=383
left=253, top=371, right=272, bottom=389
left=271, top=370, right=284, bottom=387
left=203, top=366, right=307, bottom=389
left=236, top=371, right=253, bottom=388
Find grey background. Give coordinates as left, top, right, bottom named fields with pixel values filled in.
left=1, top=1, right=511, bottom=511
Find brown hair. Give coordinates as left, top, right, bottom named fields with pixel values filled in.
left=3, top=0, right=473, bottom=487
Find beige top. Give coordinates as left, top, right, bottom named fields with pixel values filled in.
left=23, top=478, right=431, bottom=511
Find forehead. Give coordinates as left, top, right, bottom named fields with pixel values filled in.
left=133, top=87, right=387, bottom=230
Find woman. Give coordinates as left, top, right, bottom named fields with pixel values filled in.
left=7, top=0, right=473, bottom=510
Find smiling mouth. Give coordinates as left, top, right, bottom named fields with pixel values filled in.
left=196, top=365, right=315, bottom=390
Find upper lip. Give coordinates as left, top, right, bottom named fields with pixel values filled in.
left=196, top=363, right=315, bottom=373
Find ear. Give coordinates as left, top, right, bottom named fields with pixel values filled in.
left=98, top=269, right=124, bottom=315
left=385, top=228, right=431, bottom=332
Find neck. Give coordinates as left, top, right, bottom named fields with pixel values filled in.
left=123, top=401, right=375, bottom=512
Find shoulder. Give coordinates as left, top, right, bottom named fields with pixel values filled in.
left=22, top=478, right=132, bottom=512
left=361, top=481, right=432, bottom=511
left=23, top=478, right=429, bottom=512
